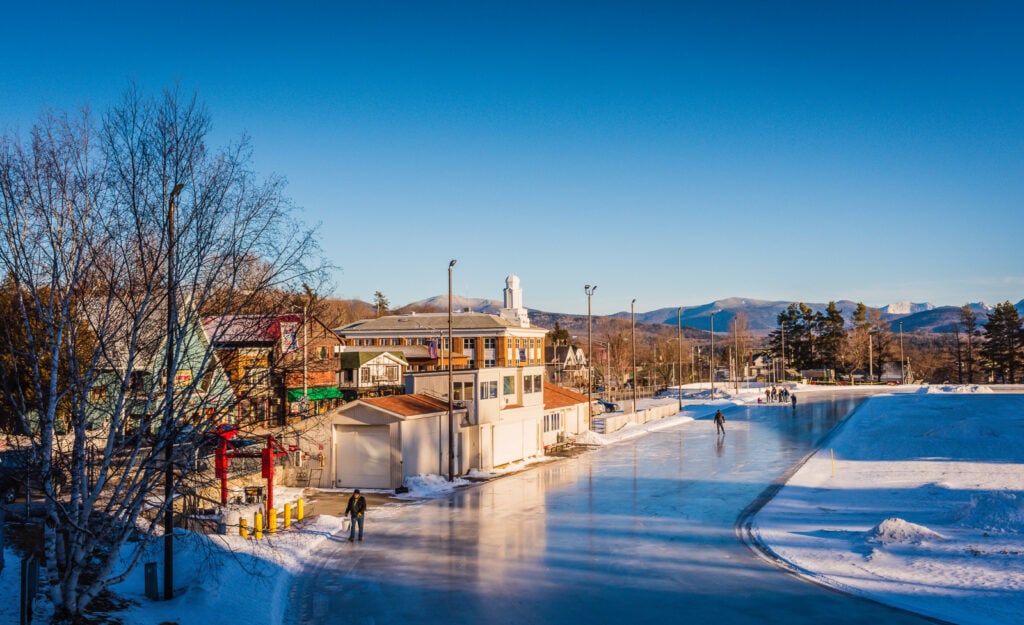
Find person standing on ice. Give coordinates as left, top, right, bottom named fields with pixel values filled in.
left=714, top=409, right=726, bottom=435
left=791, top=393, right=797, bottom=408
left=346, top=489, right=367, bottom=542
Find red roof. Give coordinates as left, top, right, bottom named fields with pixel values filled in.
left=362, top=394, right=451, bottom=417
left=543, top=382, right=589, bottom=410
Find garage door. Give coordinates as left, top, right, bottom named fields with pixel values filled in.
left=336, top=425, right=390, bottom=489
left=493, top=422, right=524, bottom=467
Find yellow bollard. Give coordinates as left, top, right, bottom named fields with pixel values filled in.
left=240, top=518, right=248, bottom=539
left=283, top=503, right=292, bottom=530
left=297, top=498, right=304, bottom=523
left=268, top=508, right=277, bottom=534
left=255, top=512, right=263, bottom=540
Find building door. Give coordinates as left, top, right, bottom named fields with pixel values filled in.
left=335, top=425, right=391, bottom=489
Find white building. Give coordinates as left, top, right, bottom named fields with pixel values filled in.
left=325, top=276, right=582, bottom=481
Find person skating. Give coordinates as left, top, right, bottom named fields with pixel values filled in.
left=345, top=489, right=367, bottom=542
left=714, top=409, right=726, bottom=435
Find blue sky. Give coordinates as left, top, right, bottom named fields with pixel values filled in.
left=3, top=1, right=1022, bottom=316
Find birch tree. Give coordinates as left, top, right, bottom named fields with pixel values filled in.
left=0, top=87, right=325, bottom=621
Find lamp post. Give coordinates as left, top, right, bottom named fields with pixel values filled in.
left=709, top=312, right=716, bottom=400
left=677, top=307, right=683, bottom=412
left=585, top=284, right=597, bottom=431
left=447, top=259, right=456, bottom=481
left=163, top=181, right=184, bottom=601
left=867, top=329, right=874, bottom=383
left=899, top=321, right=905, bottom=384
left=630, top=299, right=637, bottom=413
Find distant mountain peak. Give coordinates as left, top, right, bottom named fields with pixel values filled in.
left=881, top=301, right=935, bottom=315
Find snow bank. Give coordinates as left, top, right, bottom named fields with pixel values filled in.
left=751, top=392, right=1024, bottom=625
left=867, top=518, right=946, bottom=545
left=957, top=492, right=1024, bottom=533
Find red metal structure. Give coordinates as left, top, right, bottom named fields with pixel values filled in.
left=215, top=428, right=290, bottom=510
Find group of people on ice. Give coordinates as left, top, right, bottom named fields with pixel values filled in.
left=759, top=385, right=797, bottom=407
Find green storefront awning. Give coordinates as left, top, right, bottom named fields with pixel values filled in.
left=287, top=387, right=343, bottom=402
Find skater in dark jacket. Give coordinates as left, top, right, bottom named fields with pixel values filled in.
left=345, top=489, right=367, bottom=542
left=714, top=409, right=726, bottom=435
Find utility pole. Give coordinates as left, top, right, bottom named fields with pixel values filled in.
left=447, top=259, right=456, bottom=481
left=163, top=181, right=184, bottom=601
left=677, top=307, right=683, bottom=413
left=630, top=299, right=637, bottom=413
left=585, top=284, right=597, bottom=431
left=710, top=312, right=716, bottom=400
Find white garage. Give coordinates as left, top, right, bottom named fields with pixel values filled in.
left=335, top=425, right=390, bottom=489
left=293, top=394, right=467, bottom=490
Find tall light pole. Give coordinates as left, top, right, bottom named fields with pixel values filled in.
left=163, top=181, right=184, bottom=601
left=709, top=312, right=716, bottom=400
left=630, top=298, right=637, bottom=413
left=585, top=284, right=597, bottom=431
left=899, top=321, right=905, bottom=384
left=677, top=307, right=683, bottom=412
left=780, top=321, right=786, bottom=384
left=447, top=259, right=456, bottom=481
left=868, top=329, right=874, bottom=383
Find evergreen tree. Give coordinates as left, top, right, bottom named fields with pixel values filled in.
left=981, top=301, right=1023, bottom=383
left=959, top=305, right=980, bottom=383
left=373, top=291, right=390, bottom=317
left=817, top=301, right=847, bottom=376
left=546, top=321, right=571, bottom=346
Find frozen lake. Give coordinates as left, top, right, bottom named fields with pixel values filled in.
left=287, top=392, right=941, bottom=624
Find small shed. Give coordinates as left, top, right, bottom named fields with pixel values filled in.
left=296, top=394, right=467, bottom=490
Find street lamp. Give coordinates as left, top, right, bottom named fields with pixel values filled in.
left=448, top=259, right=456, bottom=481
left=585, top=284, right=597, bottom=431
left=630, top=298, right=637, bottom=413
left=164, top=181, right=184, bottom=601
left=677, top=307, right=683, bottom=413
left=899, top=321, right=905, bottom=384
left=709, top=312, right=716, bottom=400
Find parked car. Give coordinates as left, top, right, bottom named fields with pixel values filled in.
left=0, top=449, right=65, bottom=504
left=597, top=399, right=621, bottom=413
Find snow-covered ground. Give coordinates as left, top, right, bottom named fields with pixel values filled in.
left=3, top=383, right=1021, bottom=624
left=750, top=385, right=1024, bottom=625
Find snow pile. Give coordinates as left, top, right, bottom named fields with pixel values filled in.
left=574, top=430, right=611, bottom=446
left=397, top=473, right=473, bottom=499
left=925, top=384, right=994, bottom=394
left=867, top=518, right=946, bottom=545
left=957, top=492, right=1024, bottom=533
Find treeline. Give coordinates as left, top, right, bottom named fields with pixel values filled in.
left=765, top=301, right=1024, bottom=384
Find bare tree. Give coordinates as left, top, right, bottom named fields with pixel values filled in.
left=0, top=87, right=325, bottom=620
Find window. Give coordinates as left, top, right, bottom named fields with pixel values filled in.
left=198, top=370, right=216, bottom=393
left=484, top=338, right=496, bottom=349
left=481, top=381, right=498, bottom=399
left=386, top=365, right=399, bottom=382
left=90, top=386, right=107, bottom=402
left=503, top=376, right=515, bottom=396
left=128, top=371, right=148, bottom=393
left=544, top=413, right=562, bottom=432
left=244, top=367, right=268, bottom=387
left=463, top=338, right=474, bottom=350
left=484, top=359, right=496, bottom=368
left=533, top=375, right=542, bottom=392
left=318, top=346, right=327, bottom=360
left=524, top=376, right=533, bottom=393
left=453, top=381, right=474, bottom=401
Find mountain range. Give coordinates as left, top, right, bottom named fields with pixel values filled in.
left=407, top=295, right=1024, bottom=336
